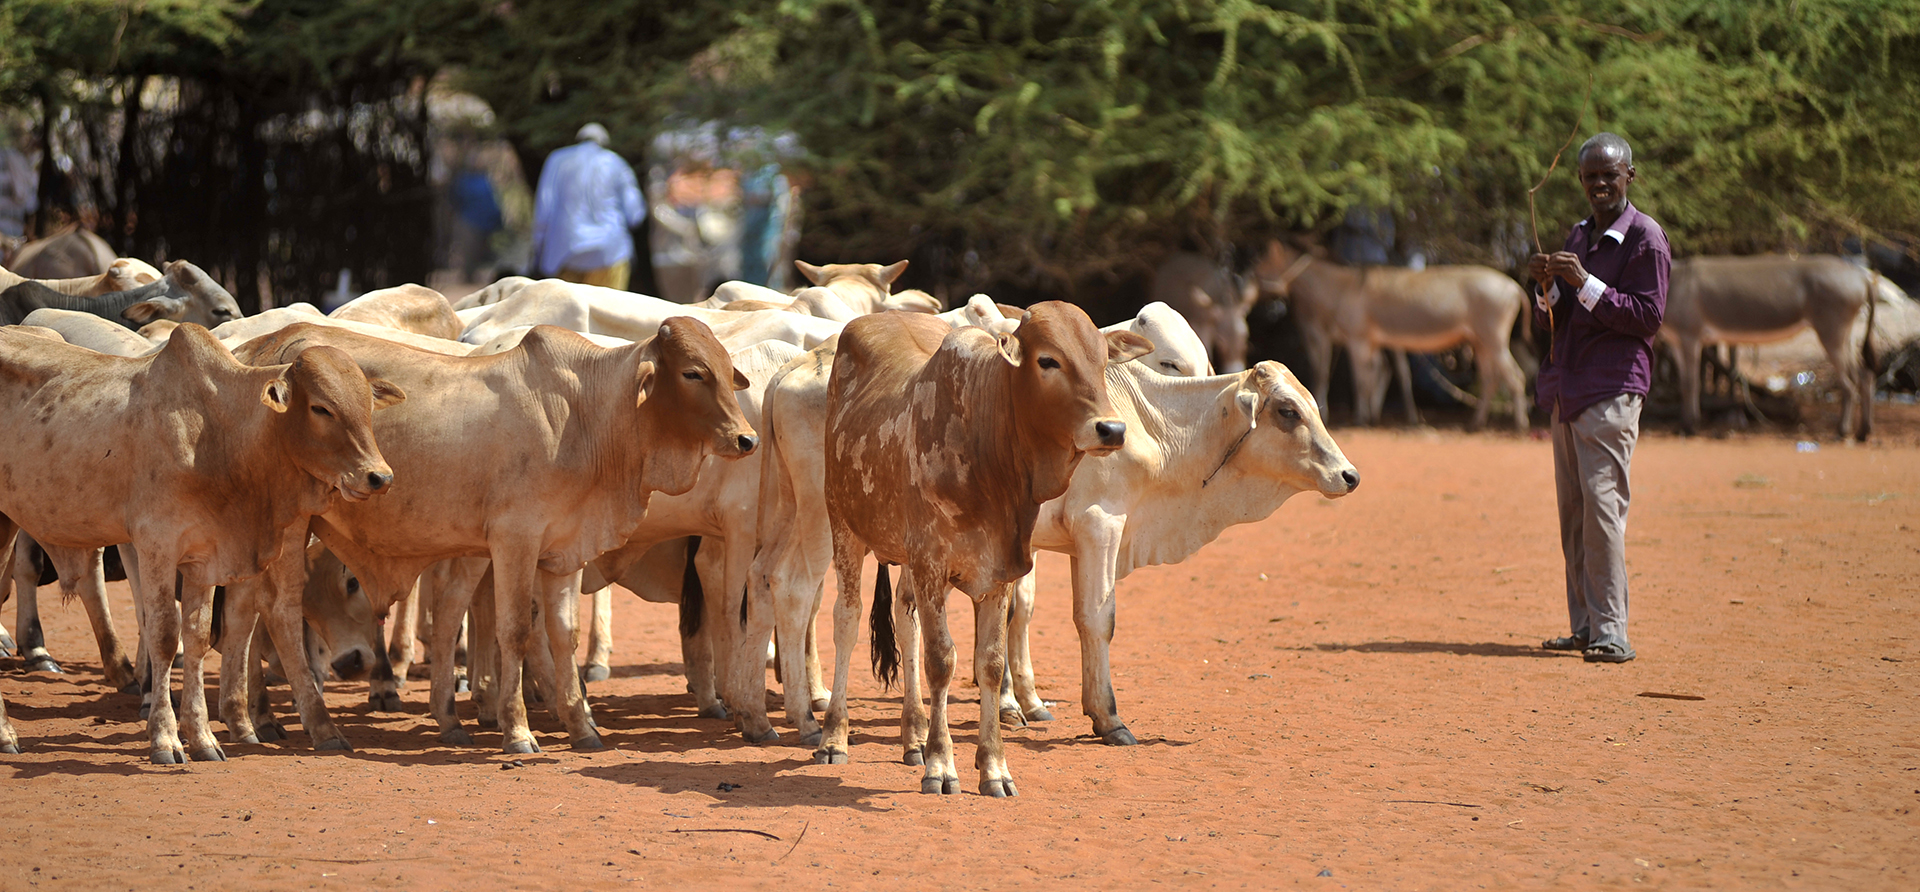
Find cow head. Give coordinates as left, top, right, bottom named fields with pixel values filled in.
left=1124, top=301, right=1213, bottom=377
left=1231, top=361, right=1359, bottom=497
left=122, top=260, right=243, bottom=329
left=1002, top=300, right=1151, bottom=468
left=794, top=259, right=908, bottom=314
left=262, top=343, right=405, bottom=503
left=300, top=540, right=383, bottom=682
left=634, top=316, right=758, bottom=496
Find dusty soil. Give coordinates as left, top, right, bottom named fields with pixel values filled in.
left=4, top=408, right=1918, bottom=890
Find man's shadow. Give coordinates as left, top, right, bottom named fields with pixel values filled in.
left=1293, top=641, right=1574, bottom=659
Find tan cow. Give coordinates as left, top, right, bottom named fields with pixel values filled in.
left=0, top=256, right=161, bottom=296
left=0, top=324, right=400, bottom=762
left=3, top=260, right=241, bottom=330
left=448, top=275, right=539, bottom=311
left=329, top=284, right=463, bottom=341
left=230, top=320, right=757, bottom=752
left=456, top=278, right=845, bottom=349
left=819, top=305, right=1149, bottom=796
left=1256, top=240, right=1529, bottom=430
left=1664, top=254, right=1878, bottom=440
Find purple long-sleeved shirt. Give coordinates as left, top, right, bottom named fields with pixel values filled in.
left=1531, top=202, right=1671, bottom=421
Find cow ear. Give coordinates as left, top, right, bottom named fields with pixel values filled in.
left=635, top=361, right=657, bottom=404
left=261, top=372, right=292, bottom=413
left=123, top=296, right=185, bottom=325
left=794, top=260, right=826, bottom=286
left=731, top=367, right=751, bottom=391
left=877, top=260, right=909, bottom=285
left=1105, top=330, right=1154, bottom=365
left=368, top=378, right=407, bottom=410
left=1236, top=388, right=1261, bottom=431
left=995, top=331, right=1024, bottom=367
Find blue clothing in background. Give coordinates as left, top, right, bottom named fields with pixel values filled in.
left=532, top=141, right=647, bottom=276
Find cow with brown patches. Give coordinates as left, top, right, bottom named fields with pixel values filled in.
left=820, top=303, right=1150, bottom=796
left=0, top=324, right=400, bottom=762
left=229, top=319, right=757, bottom=753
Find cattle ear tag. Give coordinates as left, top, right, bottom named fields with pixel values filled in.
left=732, top=367, right=751, bottom=391
left=261, top=375, right=292, bottom=413
left=369, top=378, right=408, bottom=410
left=1236, top=390, right=1260, bottom=430
left=996, top=331, right=1024, bottom=367
left=1106, top=330, right=1154, bottom=365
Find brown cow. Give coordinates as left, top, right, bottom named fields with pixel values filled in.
left=821, top=303, right=1150, bottom=796
left=0, top=324, right=400, bottom=762
left=230, top=320, right=756, bottom=753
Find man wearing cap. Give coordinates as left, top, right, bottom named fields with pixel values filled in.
left=1526, top=132, right=1670, bottom=665
left=531, top=123, right=648, bottom=290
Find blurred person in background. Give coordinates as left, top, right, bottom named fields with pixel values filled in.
left=0, top=121, right=38, bottom=243
left=532, top=122, right=647, bottom=290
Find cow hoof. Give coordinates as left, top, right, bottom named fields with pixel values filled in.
left=231, top=732, right=260, bottom=745
left=698, top=702, right=730, bottom=721
left=118, top=682, right=142, bottom=697
left=256, top=722, right=287, bottom=743
left=0, top=742, right=19, bottom=755
left=479, top=716, right=499, bottom=730
left=921, top=775, right=958, bottom=795
left=811, top=698, right=829, bottom=713
left=24, top=656, right=61, bottom=674
left=903, top=747, right=925, bottom=767
left=980, top=778, right=1017, bottom=798
left=814, top=746, right=848, bottom=765
left=139, top=703, right=150, bottom=720
left=582, top=664, right=610, bottom=683
left=193, top=745, right=228, bottom=763
left=367, top=691, right=404, bottom=712
left=741, top=727, right=780, bottom=745
left=796, top=729, right=823, bottom=748
left=1102, top=727, right=1138, bottom=746
left=455, top=677, right=470, bottom=694
left=439, top=728, right=475, bottom=746
left=1025, top=706, right=1054, bottom=722
left=0, top=632, right=13, bottom=655
left=503, top=738, right=541, bottom=755
left=315, top=738, right=354, bottom=753
left=151, top=747, right=187, bottom=765
left=572, top=734, right=605, bottom=751
left=998, top=708, right=1027, bottom=728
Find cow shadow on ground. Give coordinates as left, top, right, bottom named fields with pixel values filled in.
left=574, top=758, right=903, bottom=812
left=1295, top=641, right=1578, bottom=658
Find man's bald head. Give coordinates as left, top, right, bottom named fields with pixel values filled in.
left=1578, top=132, right=1633, bottom=166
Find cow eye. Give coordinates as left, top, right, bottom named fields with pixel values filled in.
left=1037, top=356, right=1061, bottom=370
left=682, top=370, right=704, bottom=381
left=1159, top=360, right=1180, bottom=373
left=1275, top=404, right=1301, bottom=421
left=310, top=405, right=333, bottom=418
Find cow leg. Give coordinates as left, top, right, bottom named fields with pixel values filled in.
left=215, top=589, right=271, bottom=744
left=1005, top=571, right=1049, bottom=721
left=1301, top=325, right=1334, bottom=419
left=386, top=580, right=421, bottom=688
left=815, top=534, right=867, bottom=764
left=893, top=566, right=928, bottom=765
left=471, top=568, right=499, bottom=729
left=583, top=584, right=613, bottom=683
left=972, top=581, right=1017, bottom=798
left=805, top=583, right=828, bottom=711
left=731, top=566, right=781, bottom=744
left=427, top=558, right=488, bottom=745
left=45, top=544, right=137, bottom=692
left=775, top=559, right=828, bottom=747
left=537, top=569, right=601, bottom=749
left=122, top=545, right=186, bottom=764
left=488, top=549, right=544, bottom=754
left=679, top=542, right=724, bottom=719
left=253, top=540, right=352, bottom=752
left=1676, top=337, right=1704, bottom=435
left=1815, top=323, right=1861, bottom=440
left=0, top=522, right=17, bottom=754
left=1068, top=508, right=1134, bottom=744
left=913, top=564, right=960, bottom=795
left=176, top=582, right=224, bottom=761
left=1346, top=339, right=1378, bottom=426
left=706, top=536, right=759, bottom=724
left=0, top=689, right=15, bottom=754
left=1498, top=343, right=1528, bottom=430
left=10, top=538, right=58, bottom=674
left=1467, top=342, right=1498, bottom=431
left=1394, top=349, right=1422, bottom=425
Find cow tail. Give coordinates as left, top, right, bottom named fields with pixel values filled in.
left=869, top=562, right=899, bottom=690
left=678, top=537, right=704, bottom=639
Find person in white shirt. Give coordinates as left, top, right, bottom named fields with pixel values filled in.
left=531, top=123, right=647, bottom=290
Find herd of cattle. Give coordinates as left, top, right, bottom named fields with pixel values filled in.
left=0, top=252, right=1360, bottom=796
left=0, top=236, right=1895, bottom=796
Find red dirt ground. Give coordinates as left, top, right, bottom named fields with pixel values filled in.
left=3, top=408, right=1917, bottom=890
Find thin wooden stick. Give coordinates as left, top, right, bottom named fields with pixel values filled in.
left=1526, top=73, right=1595, bottom=357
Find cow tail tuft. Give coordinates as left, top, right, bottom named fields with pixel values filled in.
left=869, top=563, right=899, bottom=690
left=678, top=537, right=704, bottom=638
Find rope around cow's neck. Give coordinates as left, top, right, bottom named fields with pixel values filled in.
left=1201, top=424, right=1257, bottom=488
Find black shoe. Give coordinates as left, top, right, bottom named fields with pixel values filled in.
left=1542, top=635, right=1588, bottom=651
left=1583, top=643, right=1635, bottom=663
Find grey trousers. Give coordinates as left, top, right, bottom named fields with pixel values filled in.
left=1551, top=392, right=1641, bottom=650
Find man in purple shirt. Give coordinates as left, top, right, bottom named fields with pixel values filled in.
left=1527, top=132, right=1671, bottom=664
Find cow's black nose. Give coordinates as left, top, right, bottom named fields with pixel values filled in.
left=737, top=434, right=759, bottom=455
left=367, top=471, right=392, bottom=491
left=331, top=650, right=367, bottom=680
left=1341, top=469, right=1360, bottom=491
left=1095, top=420, right=1126, bottom=445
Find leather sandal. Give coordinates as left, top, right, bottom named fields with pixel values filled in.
left=1541, top=635, right=1588, bottom=651
left=1582, top=643, right=1636, bottom=663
